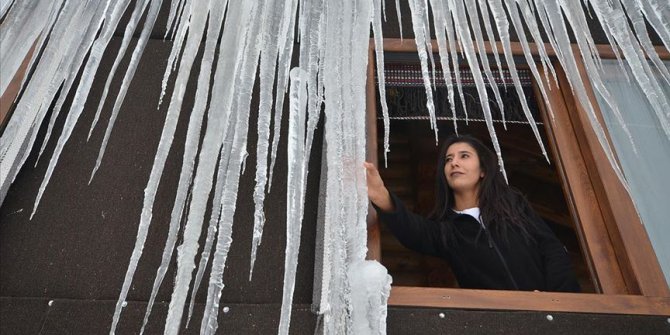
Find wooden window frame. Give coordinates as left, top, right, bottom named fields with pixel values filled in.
left=365, top=38, right=670, bottom=316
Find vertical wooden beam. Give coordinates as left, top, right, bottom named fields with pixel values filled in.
left=534, top=64, right=628, bottom=294
left=366, top=42, right=382, bottom=261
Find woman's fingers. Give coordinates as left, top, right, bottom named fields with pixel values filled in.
left=364, top=162, right=383, bottom=186
left=363, top=161, right=376, bottom=174
left=363, top=161, right=394, bottom=211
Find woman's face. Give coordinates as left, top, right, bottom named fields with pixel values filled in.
left=444, top=142, right=484, bottom=194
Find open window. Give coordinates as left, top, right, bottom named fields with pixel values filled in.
left=365, top=40, right=670, bottom=315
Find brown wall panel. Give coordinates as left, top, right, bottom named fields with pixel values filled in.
left=0, top=35, right=320, bottom=310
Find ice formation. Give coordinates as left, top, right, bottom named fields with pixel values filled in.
left=348, top=261, right=392, bottom=335
left=1, top=0, right=669, bottom=334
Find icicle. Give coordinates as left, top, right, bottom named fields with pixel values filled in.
left=197, top=100, right=241, bottom=335
left=539, top=0, right=631, bottom=190
left=636, top=0, right=670, bottom=54
left=35, top=0, right=130, bottom=165
left=348, top=261, right=392, bottom=335
left=9, top=1, right=64, bottom=115
left=317, top=0, right=375, bottom=333
left=278, top=67, right=309, bottom=335
left=29, top=0, right=112, bottom=218
left=557, top=0, right=638, bottom=152
left=449, top=0, right=507, bottom=180
left=139, top=2, right=226, bottom=333
left=427, top=0, right=458, bottom=134
left=0, top=0, right=14, bottom=19
left=394, top=0, right=403, bottom=40
left=302, top=0, right=325, bottom=166
left=476, top=0, right=506, bottom=84
left=185, top=145, right=225, bottom=327
left=165, top=0, right=184, bottom=37
left=621, top=0, right=670, bottom=88
left=0, top=0, right=63, bottom=160
left=177, top=0, right=251, bottom=324
left=0, top=0, right=66, bottom=203
left=463, top=0, right=507, bottom=129
left=347, top=0, right=375, bottom=265
left=488, top=0, right=542, bottom=130
left=320, top=2, right=350, bottom=332
left=316, top=1, right=345, bottom=331
left=109, top=0, right=212, bottom=332
left=168, top=2, right=262, bottom=333
left=87, top=0, right=151, bottom=141
left=443, top=6, right=469, bottom=124
left=0, top=0, right=53, bottom=95
left=199, top=7, right=263, bottom=332
left=170, top=0, right=192, bottom=42
left=496, top=0, right=550, bottom=161
left=267, top=0, right=300, bottom=191
left=407, top=0, right=438, bottom=143
left=643, top=0, right=670, bottom=45
left=421, top=0, right=437, bottom=91
left=249, top=0, right=288, bottom=281
left=371, top=0, right=390, bottom=166
left=515, top=0, right=557, bottom=88
left=158, top=0, right=193, bottom=108
left=90, top=0, right=164, bottom=182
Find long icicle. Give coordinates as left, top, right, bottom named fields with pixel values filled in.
left=449, top=0, right=507, bottom=180
left=139, top=1, right=228, bottom=333
left=278, top=67, right=309, bottom=335
left=169, top=1, right=262, bottom=333
left=89, top=0, right=165, bottom=182
left=249, top=0, right=283, bottom=280
left=428, top=0, right=458, bottom=134
left=500, top=0, right=550, bottom=161
left=372, top=0, right=391, bottom=166
left=267, top=0, right=300, bottom=191
left=199, top=4, right=263, bottom=333
left=29, top=0, right=111, bottom=218
left=463, top=0, right=507, bottom=129
left=35, top=0, right=130, bottom=165
left=0, top=0, right=65, bottom=204
left=407, top=0, right=438, bottom=142
left=86, top=0, right=150, bottom=141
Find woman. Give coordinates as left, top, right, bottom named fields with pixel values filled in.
left=364, top=134, right=580, bottom=292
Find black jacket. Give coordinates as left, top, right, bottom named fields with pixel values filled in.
left=374, top=193, right=580, bottom=292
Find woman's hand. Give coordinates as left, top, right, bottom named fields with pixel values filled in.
left=364, top=162, right=394, bottom=212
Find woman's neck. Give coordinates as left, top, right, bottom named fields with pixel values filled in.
left=453, top=190, right=479, bottom=211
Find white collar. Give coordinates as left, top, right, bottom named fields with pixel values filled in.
left=454, top=207, right=482, bottom=225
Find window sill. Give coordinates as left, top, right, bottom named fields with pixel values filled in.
left=388, top=286, right=670, bottom=316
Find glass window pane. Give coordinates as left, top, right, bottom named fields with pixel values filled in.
left=595, top=59, right=670, bottom=285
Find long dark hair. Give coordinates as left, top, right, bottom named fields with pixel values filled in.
left=428, top=134, right=536, bottom=242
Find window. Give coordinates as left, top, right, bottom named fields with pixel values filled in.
left=373, top=59, right=594, bottom=292
left=594, top=59, right=670, bottom=285
left=365, top=39, right=670, bottom=315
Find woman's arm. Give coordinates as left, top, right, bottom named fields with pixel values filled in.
left=365, top=162, right=445, bottom=256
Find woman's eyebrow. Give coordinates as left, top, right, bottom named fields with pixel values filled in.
left=446, top=150, right=472, bottom=157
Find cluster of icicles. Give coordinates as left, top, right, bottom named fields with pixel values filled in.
left=1, top=0, right=669, bottom=334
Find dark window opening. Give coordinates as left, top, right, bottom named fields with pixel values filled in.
left=375, top=59, right=596, bottom=292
